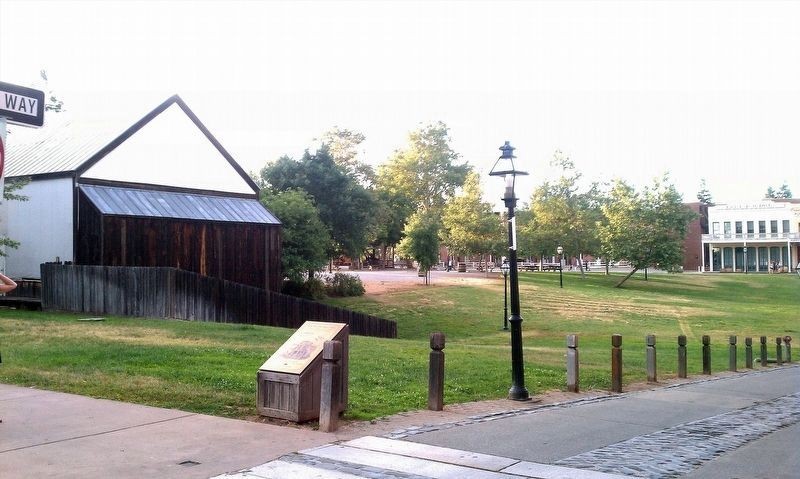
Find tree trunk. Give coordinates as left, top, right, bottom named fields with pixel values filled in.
left=615, top=267, right=639, bottom=288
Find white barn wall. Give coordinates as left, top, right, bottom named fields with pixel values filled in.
left=5, top=177, right=73, bottom=278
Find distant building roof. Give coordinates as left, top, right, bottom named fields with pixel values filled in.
left=79, top=184, right=280, bottom=225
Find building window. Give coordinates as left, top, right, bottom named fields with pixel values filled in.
left=770, top=220, right=778, bottom=235
left=758, top=247, right=768, bottom=271
left=724, top=222, right=731, bottom=237
left=723, top=247, right=733, bottom=269
left=781, top=246, right=788, bottom=266
left=735, top=221, right=742, bottom=236
left=712, top=222, right=720, bottom=236
left=747, top=221, right=754, bottom=235
left=759, top=221, right=766, bottom=235
left=782, top=219, right=790, bottom=233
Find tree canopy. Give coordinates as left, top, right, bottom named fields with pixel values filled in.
left=441, top=171, right=503, bottom=259
left=258, top=146, right=373, bottom=260
left=376, top=122, right=471, bottom=214
left=598, top=175, right=696, bottom=287
left=260, top=189, right=330, bottom=282
left=765, top=182, right=793, bottom=199
left=396, top=210, right=441, bottom=284
left=696, top=178, right=713, bottom=205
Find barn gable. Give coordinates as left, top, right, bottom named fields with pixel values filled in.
left=3, top=95, right=282, bottom=291
left=80, top=101, right=256, bottom=195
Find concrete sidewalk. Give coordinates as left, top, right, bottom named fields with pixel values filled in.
left=0, top=384, right=334, bottom=478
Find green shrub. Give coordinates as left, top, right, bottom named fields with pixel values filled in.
left=323, top=273, right=365, bottom=297
left=282, top=277, right=326, bottom=300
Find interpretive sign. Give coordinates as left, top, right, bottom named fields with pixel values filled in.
left=0, top=81, right=45, bottom=128
left=257, top=321, right=349, bottom=422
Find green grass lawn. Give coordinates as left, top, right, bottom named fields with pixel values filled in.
left=1, top=272, right=797, bottom=421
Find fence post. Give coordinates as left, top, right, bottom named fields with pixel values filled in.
left=702, top=335, right=711, bottom=375
left=428, top=332, right=445, bottom=411
left=745, top=337, right=753, bottom=369
left=567, top=334, right=579, bottom=393
left=611, top=334, right=623, bottom=393
left=776, top=337, right=783, bottom=365
left=646, top=334, right=657, bottom=383
left=319, top=340, right=342, bottom=433
left=784, top=336, right=792, bottom=363
left=729, top=335, right=737, bottom=372
left=677, top=335, right=687, bottom=378
left=760, top=336, right=768, bottom=367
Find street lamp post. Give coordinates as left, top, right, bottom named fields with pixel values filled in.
left=501, top=259, right=510, bottom=330
left=490, top=141, right=530, bottom=401
left=557, top=245, right=564, bottom=288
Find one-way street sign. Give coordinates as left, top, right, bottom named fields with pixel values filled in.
left=0, top=81, right=45, bottom=128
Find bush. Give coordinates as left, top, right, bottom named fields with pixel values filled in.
left=282, top=277, right=326, bottom=300
left=323, top=273, right=365, bottom=297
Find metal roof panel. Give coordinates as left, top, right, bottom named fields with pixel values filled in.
left=79, top=185, right=280, bottom=224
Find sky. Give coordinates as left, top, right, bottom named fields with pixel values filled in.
left=1, top=0, right=798, bottom=207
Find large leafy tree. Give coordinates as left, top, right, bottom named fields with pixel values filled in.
left=441, top=171, right=504, bottom=263
left=598, top=175, right=697, bottom=287
left=376, top=122, right=471, bottom=214
left=258, top=146, right=373, bottom=263
left=260, top=189, right=330, bottom=282
left=396, top=210, right=441, bottom=284
left=520, top=152, right=603, bottom=276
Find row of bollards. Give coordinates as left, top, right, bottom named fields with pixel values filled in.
left=425, top=332, right=792, bottom=411
left=567, top=333, right=793, bottom=394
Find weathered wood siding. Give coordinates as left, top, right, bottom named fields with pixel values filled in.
left=40, top=264, right=397, bottom=338
left=76, top=191, right=282, bottom=291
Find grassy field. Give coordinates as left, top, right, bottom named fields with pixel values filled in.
left=0, top=272, right=797, bottom=421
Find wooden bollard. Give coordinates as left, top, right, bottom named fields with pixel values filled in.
left=729, top=335, right=737, bottom=372
left=611, top=334, right=622, bottom=393
left=702, top=335, right=711, bottom=375
left=745, top=337, right=753, bottom=369
left=319, top=340, right=342, bottom=433
left=566, top=334, right=579, bottom=393
left=784, top=336, right=792, bottom=363
left=428, top=332, right=445, bottom=411
left=776, top=337, right=783, bottom=365
left=646, top=334, right=657, bottom=383
left=760, top=336, right=768, bottom=367
left=677, top=335, right=687, bottom=378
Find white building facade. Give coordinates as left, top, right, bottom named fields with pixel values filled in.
left=702, top=199, right=800, bottom=272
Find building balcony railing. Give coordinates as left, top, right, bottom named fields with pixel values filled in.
left=701, top=232, right=800, bottom=242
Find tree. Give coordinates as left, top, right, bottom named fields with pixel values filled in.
left=40, top=69, right=65, bottom=113
left=317, top=127, right=374, bottom=185
left=442, top=171, right=504, bottom=266
left=376, top=122, right=471, bottom=214
left=396, top=210, right=441, bottom=284
left=598, top=175, right=697, bottom=287
left=260, top=189, right=330, bottom=282
left=0, top=177, right=30, bottom=257
left=519, top=152, right=603, bottom=277
left=258, top=146, right=374, bottom=263
left=696, top=178, right=714, bottom=205
left=765, top=182, right=793, bottom=199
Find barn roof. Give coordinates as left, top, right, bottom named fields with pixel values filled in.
left=79, top=184, right=280, bottom=225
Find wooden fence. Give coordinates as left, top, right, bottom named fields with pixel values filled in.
left=40, top=264, right=397, bottom=338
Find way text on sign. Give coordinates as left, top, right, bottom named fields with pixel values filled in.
left=0, top=81, right=45, bottom=128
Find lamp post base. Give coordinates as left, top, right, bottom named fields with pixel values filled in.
left=508, top=385, right=530, bottom=401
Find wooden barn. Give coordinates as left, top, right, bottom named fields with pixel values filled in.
left=3, top=95, right=282, bottom=292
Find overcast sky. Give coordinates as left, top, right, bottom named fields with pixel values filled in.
left=1, top=0, right=798, bottom=206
